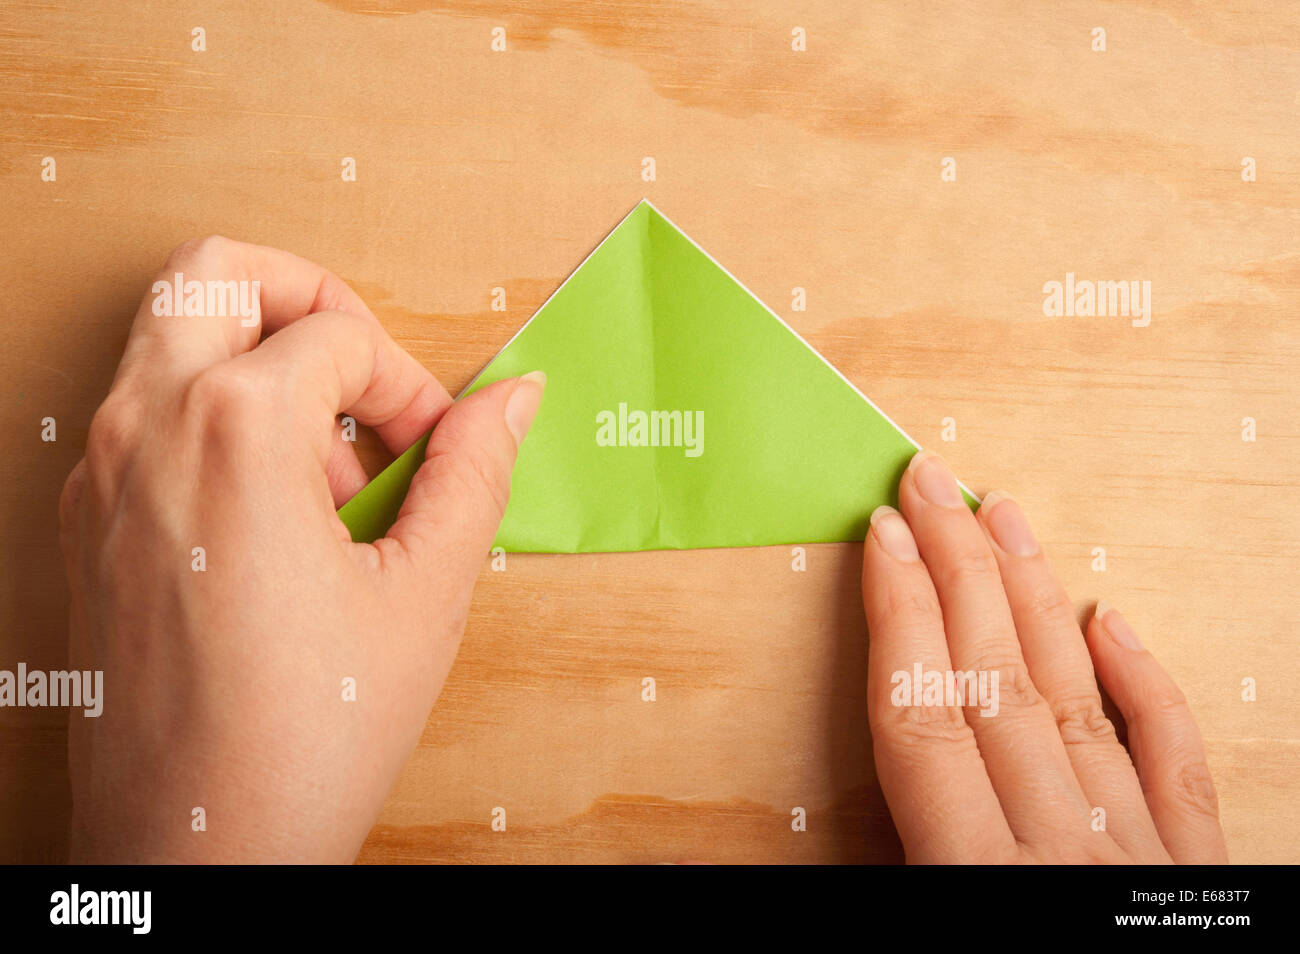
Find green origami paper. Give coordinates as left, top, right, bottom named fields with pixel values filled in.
left=338, top=200, right=976, bottom=551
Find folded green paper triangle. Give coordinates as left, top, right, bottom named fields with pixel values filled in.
left=339, top=200, right=975, bottom=551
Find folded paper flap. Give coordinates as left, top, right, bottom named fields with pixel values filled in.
left=339, top=201, right=973, bottom=552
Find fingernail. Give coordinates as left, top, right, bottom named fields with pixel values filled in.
left=1096, top=600, right=1142, bottom=650
left=505, top=371, right=546, bottom=445
left=870, top=505, right=920, bottom=562
left=980, top=490, right=1038, bottom=557
left=909, top=450, right=964, bottom=509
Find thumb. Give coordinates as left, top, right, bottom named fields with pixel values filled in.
left=386, top=371, right=545, bottom=582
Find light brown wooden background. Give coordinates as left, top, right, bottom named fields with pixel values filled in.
left=1, top=0, right=1297, bottom=863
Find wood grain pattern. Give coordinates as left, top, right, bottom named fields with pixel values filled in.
left=0, top=0, right=1296, bottom=863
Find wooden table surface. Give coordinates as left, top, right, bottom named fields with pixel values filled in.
left=2, top=0, right=1297, bottom=864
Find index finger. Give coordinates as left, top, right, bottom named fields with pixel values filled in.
left=863, top=505, right=1017, bottom=863
left=231, top=309, right=448, bottom=474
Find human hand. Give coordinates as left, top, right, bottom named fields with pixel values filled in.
left=59, top=237, right=545, bottom=862
left=862, top=450, right=1227, bottom=863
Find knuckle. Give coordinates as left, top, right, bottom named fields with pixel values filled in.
left=188, top=365, right=261, bottom=411
left=309, top=274, right=356, bottom=314
left=872, top=699, right=973, bottom=747
left=84, top=398, right=137, bottom=471
left=185, top=366, right=267, bottom=433
left=1147, top=685, right=1191, bottom=720
left=933, top=547, right=1001, bottom=594
left=165, top=234, right=235, bottom=272
left=960, top=647, right=1043, bottom=711
left=1171, top=760, right=1221, bottom=819
left=437, top=443, right=510, bottom=519
left=879, top=584, right=941, bottom=628
left=58, top=460, right=87, bottom=535
left=1018, top=580, right=1075, bottom=630
left=462, top=445, right=511, bottom=516
left=1051, top=693, right=1118, bottom=746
